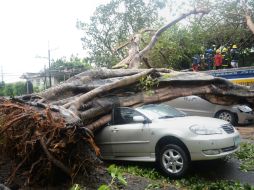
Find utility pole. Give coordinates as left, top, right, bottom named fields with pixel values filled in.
left=35, top=41, right=58, bottom=89
left=48, top=41, right=52, bottom=88
left=48, top=48, right=52, bottom=87
left=44, top=65, right=47, bottom=90
left=26, top=79, right=29, bottom=94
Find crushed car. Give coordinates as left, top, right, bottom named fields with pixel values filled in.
left=95, top=104, right=241, bottom=178
left=166, top=96, right=254, bottom=125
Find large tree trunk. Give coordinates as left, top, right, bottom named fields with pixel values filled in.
left=36, top=68, right=254, bottom=130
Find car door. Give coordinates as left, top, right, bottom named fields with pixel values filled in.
left=95, top=123, right=114, bottom=157
left=110, top=107, right=151, bottom=157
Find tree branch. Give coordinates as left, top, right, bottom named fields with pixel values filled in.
left=139, top=9, right=209, bottom=57
left=245, top=15, right=254, bottom=34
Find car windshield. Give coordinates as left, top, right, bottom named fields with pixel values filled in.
left=136, top=104, right=186, bottom=120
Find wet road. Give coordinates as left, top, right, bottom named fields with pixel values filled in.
left=190, top=158, right=254, bottom=185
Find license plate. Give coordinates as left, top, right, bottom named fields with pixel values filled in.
left=233, top=136, right=241, bottom=146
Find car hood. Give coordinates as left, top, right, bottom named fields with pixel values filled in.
left=153, top=116, right=230, bottom=128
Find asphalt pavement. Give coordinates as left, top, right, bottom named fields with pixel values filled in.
left=190, top=158, right=254, bottom=185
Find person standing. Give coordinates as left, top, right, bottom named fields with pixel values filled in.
left=192, top=54, right=201, bottom=71
left=214, top=49, right=223, bottom=70
left=221, top=47, right=231, bottom=68
left=230, top=44, right=239, bottom=68
left=204, top=48, right=213, bottom=70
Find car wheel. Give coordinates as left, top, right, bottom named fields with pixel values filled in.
left=215, top=110, right=237, bottom=125
left=158, top=144, right=189, bottom=178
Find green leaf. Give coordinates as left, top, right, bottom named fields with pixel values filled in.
left=98, top=184, right=110, bottom=190
left=117, top=174, right=127, bottom=186
left=108, top=164, right=118, bottom=177
left=69, top=184, right=82, bottom=190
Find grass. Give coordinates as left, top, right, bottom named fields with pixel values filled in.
left=234, top=142, right=254, bottom=172
left=113, top=142, right=254, bottom=190
left=117, top=164, right=254, bottom=190
left=69, top=143, right=254, bottom=190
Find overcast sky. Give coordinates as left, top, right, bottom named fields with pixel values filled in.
left=0, top=0, right=187, bottom=83
left=0, top=0, right=110, bottom=82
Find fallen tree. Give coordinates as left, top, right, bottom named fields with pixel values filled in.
left=1, top=68, right=254, bottom=186
left=1, top=9, right=254, bottom=187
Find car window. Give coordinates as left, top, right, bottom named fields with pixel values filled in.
left=137, top=104, right=186, bottom=119
left=113, top=107, right=145, bottom=125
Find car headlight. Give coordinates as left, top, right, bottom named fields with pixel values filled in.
left=237, top=105, right=252, bottom=113
left=189, top=125, right=223, bottom=135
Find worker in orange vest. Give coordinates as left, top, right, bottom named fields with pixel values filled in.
left=214, top=49, right=223, bottom=70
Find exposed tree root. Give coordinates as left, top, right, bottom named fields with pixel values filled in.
left=0, top=98, right=100, bottom=186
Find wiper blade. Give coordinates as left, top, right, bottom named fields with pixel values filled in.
left=159, top=115, right=174, bottom=119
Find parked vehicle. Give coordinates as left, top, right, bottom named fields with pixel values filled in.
left=95, top=104, right=240, bottom=178
left=166, top=96, right=254, bottom=125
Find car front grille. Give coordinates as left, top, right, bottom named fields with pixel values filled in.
left=221, top=124, right=234, bottom=134
left=221, top=146, right=237, bottom=152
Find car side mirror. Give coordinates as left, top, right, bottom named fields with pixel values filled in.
left=133, top=116, right=146, bottom=123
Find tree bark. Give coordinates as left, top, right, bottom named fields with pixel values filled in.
left=245, top=15, right=254, bottom=34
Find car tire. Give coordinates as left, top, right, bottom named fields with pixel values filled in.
left=215, top=110, right=237, bottom=125
left=158, top=144, right=189, bottom=178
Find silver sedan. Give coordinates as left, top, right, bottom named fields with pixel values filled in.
left=95, top=104, right=241, bottom=178
left=166, top=96, right=254, bottom=125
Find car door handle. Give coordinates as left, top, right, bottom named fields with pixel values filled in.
left=112, top=128, right=119, bottom=132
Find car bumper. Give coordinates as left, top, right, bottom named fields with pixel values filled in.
left=184, top=133, right=241, bottom=161
left=237, top=112, right=254, bottom=124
